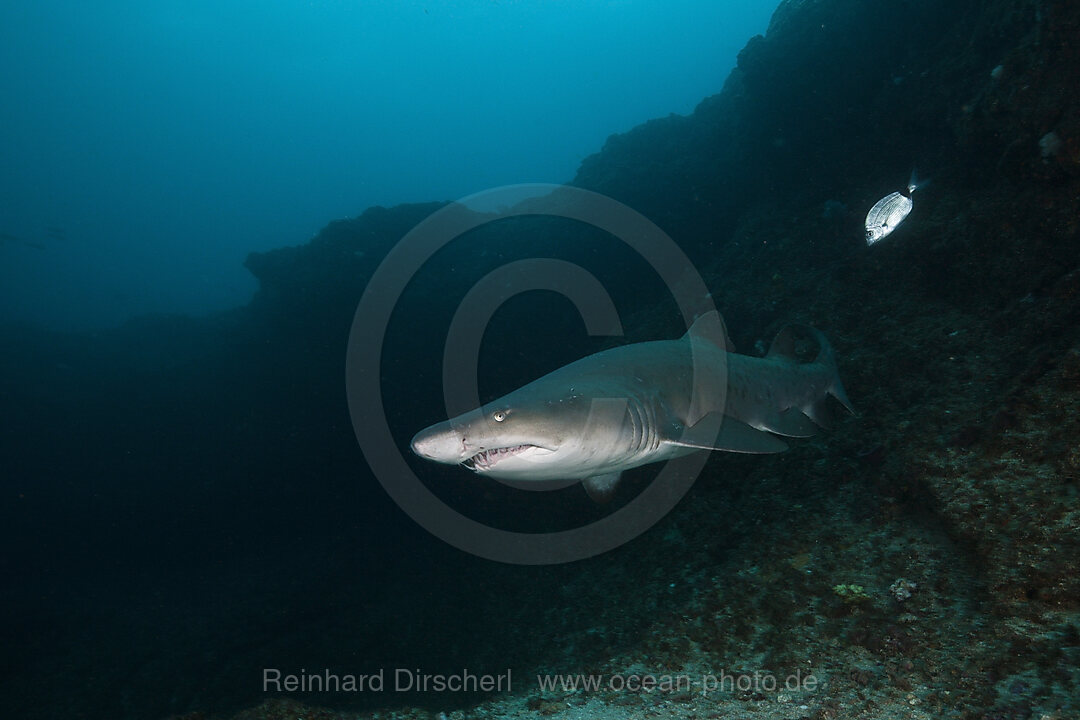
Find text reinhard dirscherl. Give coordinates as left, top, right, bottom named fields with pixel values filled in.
left=262, top=668, right=819, bottom=697
left=263, top=668, right=512, bottom=694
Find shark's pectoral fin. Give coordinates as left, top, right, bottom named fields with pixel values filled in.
left=582, top=472, right=622, bottom=503
left=667, top=413, right=789, bottom=454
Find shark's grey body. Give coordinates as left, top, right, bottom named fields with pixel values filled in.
left=410, top=312, right=852, bottom=501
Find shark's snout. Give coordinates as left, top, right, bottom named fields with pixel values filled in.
left=410, top=423, right=462, bottom=463
left=409, top=431, right=430, bottom=459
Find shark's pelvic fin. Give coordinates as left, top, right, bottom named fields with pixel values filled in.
left=582, top=472, right=622, bottom=503
left=762, top=408, right=820, bottom=437
left=805, top=397, right=842, bottom=429
left=667, top=413, right=788, bottom=454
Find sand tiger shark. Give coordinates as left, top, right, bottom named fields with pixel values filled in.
left=410, top=311, right=853, bottom=502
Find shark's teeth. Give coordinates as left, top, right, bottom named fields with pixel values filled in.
left=464, top=444, right=535, bottom=470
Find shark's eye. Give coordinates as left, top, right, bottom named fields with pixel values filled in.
left=493, top=410, right=507, bottom=422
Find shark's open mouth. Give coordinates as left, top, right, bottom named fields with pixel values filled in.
left=463, top=444, right=537, bottom=470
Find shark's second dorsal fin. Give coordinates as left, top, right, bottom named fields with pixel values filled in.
left=766, top=325, right=800, bottom=360
left=766, top=324, right=828, bottom=363
left=684, top=311, right=733, bottom=352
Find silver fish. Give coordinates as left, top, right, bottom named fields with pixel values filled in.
left=865, top=171, right=922, bottom=245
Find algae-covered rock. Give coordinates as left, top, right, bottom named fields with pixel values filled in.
left=833, top=584, right=872, bottom=604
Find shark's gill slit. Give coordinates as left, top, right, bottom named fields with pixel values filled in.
left=626, top=398, right=646, bottom=455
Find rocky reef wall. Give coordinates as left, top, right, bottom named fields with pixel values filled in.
left=233, top=0, right=1080, bottom=714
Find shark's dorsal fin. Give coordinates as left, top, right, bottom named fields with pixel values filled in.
left=683, top=311, right=732, bottom=427
left=684, top=311, right=733, bottom=352
left=666, top=413, right=788, bottom=454
left=766, top=325, right=800, bottom=360
left=582, top=472, right=622, bottom=503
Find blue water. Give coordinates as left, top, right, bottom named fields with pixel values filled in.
left=0, top=0, right=776, bottom=330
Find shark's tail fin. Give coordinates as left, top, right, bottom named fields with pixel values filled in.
left=767, top=325, right=855, bottom=426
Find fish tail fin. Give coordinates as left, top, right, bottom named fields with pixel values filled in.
left=907, top=167, right=930, bottom=195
